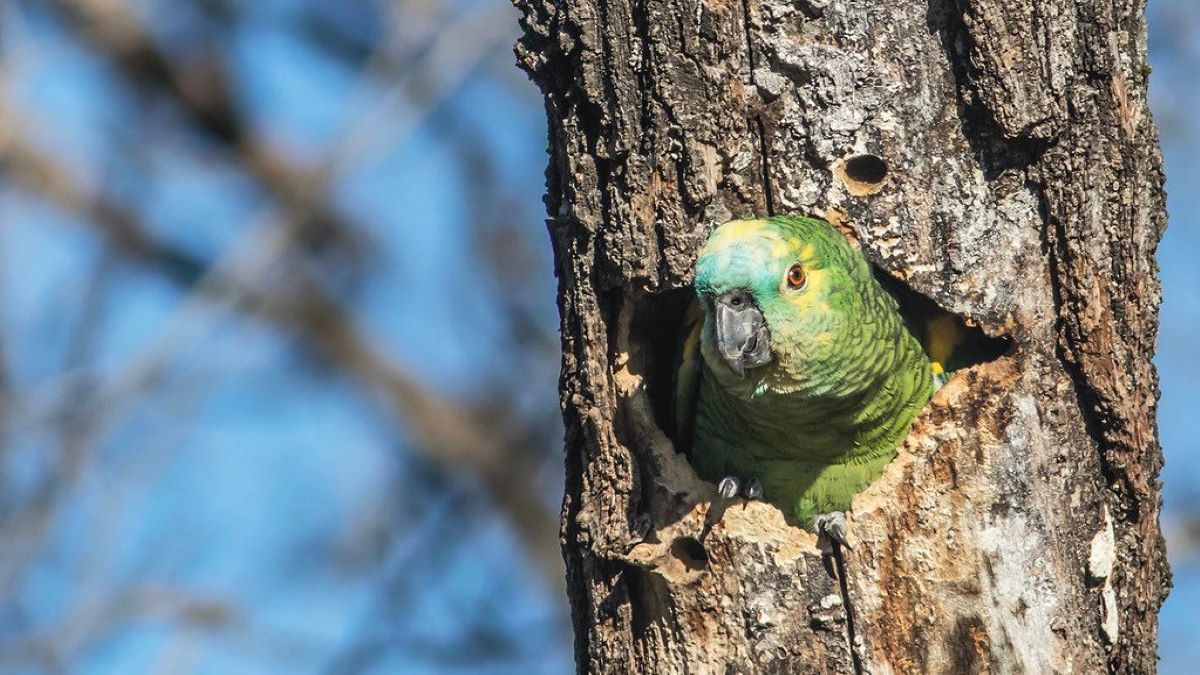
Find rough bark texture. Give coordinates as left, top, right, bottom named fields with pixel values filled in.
left=515, top=0, right=1169, bottom=671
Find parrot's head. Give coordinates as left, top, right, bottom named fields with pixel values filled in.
left=693, top=216, right=888, bottom=396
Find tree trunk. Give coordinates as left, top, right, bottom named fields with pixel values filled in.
left=515, top=0, right=1169, bottom=670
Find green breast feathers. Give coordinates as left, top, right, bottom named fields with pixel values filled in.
left=674, top=216, right=934, bottom=529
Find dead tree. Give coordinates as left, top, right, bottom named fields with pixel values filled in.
left=515, top=0, right=1169, bottom=670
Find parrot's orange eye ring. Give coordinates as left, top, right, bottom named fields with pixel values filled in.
left=785, top=263, right=806, bottom=290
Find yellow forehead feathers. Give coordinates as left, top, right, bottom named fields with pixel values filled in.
left=710, top=218, right=769, bottom=245
left=704, top=219, right=813, bottom=263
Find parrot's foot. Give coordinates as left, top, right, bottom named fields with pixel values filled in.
left=742, top=477, right=763, bottom=500
left=700, top=477, right=743, bottom=542
left=717, top=476, right=741, bottom=500
left=718, top=476, right=763, bottom=501
left=703, top=477, right=762, bottom=541
left=813, top=512, right=851, bottom=552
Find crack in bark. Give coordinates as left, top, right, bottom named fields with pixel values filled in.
left=754, top=116, right=776, bottom=216
left=931, top=0, right=1053, bottom=177
left=738, top=0, right=775, bottom=215
left=1034, top=178, right=1130, bottom=655
left=1036, top=183, right=1108, bottom=470
left=829, top=544, right=865, bottom=675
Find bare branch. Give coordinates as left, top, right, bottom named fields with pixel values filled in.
left=43, top=0, right=362, bottom=259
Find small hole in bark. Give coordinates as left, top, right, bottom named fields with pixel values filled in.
left=845, top=154, right=887, bottom=183
left=670, top=536, right=709, bottom=571
left=838, top=154, right=889, bottom=196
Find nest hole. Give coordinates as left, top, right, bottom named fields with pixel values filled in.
left=637, top=273, right=1010, bottom=459
left=872, top=267, right=1012, bottom=372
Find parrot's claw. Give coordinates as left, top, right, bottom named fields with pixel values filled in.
left=814, top=512, right=851, bottom=552
left=717, top=476, right=741, bottom=500
left=742, top=477, right=763, bottom=500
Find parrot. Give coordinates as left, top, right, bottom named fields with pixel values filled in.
left=674, top=215, right=936, bottom=535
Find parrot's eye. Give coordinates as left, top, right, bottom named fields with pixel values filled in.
left=785, top=263, right=806, bottom=290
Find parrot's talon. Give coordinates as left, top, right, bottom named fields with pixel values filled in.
left=717, top=476, right=741, bottom=500
left=814, top=512, right=851, bottom=552
left=742, top=478, right=763, bottom=500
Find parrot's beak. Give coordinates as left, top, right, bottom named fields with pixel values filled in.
left=713, top=290, right=773, bottom=377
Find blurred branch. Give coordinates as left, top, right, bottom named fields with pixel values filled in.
left=0, top=585, right=236, bottom=670
left=43, top=0, right=363, bottom=261
left=322, top=2, right=515, bottom=175
left=256, top=255, right=565, bottom=587
left=45, top=0, right=517, bottom=261
left=0, top=131, right=564, bottom=587
left=0, top=244, right=119, bottom=600
left=0, top=137, right=205, bottom=285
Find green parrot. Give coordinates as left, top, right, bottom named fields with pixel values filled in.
left=674, top=216, right=935, bottom=532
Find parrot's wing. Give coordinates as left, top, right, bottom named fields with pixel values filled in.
left=672, top=300, right=705, bottom=455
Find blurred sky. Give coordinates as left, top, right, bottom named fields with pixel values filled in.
left=0, top=0, right=1195, bottom=672
left=1149, top=0, right=1200, bottom=667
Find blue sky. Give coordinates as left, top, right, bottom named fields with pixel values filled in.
left=1149, top=0, right=1200, bottom=663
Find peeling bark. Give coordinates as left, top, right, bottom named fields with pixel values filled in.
left=514, top=0, right=1169, bottom=670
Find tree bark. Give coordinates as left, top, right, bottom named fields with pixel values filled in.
left=515, top=0, right=1169, bottom=671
